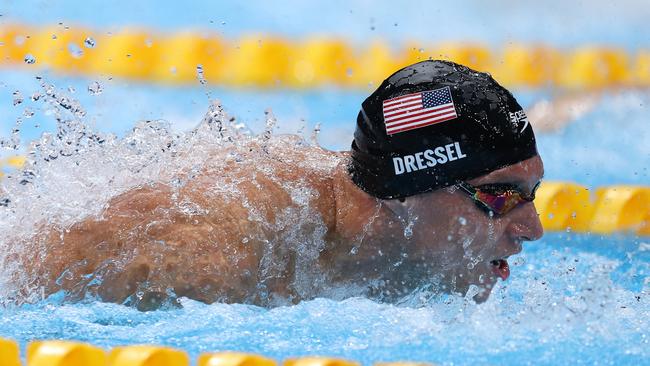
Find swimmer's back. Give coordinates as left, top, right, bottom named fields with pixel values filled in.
left=29, top=141, right=341, bottom=308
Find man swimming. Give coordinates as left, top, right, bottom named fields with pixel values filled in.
left=19, top=60, right=543, bottom=309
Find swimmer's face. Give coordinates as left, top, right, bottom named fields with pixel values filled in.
left=393, top=155, right=544, bottom=302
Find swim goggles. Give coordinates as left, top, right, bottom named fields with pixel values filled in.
left=457, top=181, right=541, bottom=217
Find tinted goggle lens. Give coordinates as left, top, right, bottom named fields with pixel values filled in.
left=475, top=189, right=527, bottom=215
left=461, top=182, right=540, bottom=216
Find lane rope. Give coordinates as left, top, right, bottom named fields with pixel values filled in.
left=1, top=23, right=649, bottom=89
left=3, top=339, right=424, bottom=366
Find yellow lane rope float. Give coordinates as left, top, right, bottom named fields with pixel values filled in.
left=1, top=23, right=649, bottom=89
left=2, top=338, right=435, bottom=366
left=535, top=182, right=650, bottom=235
left=0, top=154, right=648, bottom=235
left=0, top=156, right=26, bottom=179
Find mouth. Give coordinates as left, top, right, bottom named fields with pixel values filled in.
left=490, top=258, right=510, bottom=281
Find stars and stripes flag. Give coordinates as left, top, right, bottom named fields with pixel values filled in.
left=382, top=86, right=458, bottom=135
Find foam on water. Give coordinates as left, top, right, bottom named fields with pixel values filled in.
left=0, top=82, right=648, bottom=364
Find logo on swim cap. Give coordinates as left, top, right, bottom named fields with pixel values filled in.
left=509, top=109, right=530, bottom=133
left=382, top=86, right=458, bottom=135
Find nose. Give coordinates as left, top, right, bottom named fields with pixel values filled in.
left=507, top=202, right=544, bottom=242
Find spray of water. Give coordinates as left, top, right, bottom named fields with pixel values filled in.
left=0, top=81, right=352, bottom=309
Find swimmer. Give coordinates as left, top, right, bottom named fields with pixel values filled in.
left=19, top=60, right=543, bottom=309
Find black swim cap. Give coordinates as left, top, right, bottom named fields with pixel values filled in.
left=349, top=60, right=538, bottom=199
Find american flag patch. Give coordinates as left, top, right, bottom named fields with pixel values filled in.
left=382, top=87, right=458, bottom=135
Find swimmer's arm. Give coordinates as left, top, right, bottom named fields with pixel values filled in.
left=28, top=184, right=175, bottom=301
left=33, top=183, right=263, bottom=308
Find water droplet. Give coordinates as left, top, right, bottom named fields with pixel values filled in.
left=512, top=256, right=525, bottom=266
left=419, top=48, right=425, bottom=53
left=196, top=64, right=207, bottom=85
left=87, top=81, right=103, bottom=95
left=67, top=86, right=76, bottom=93
left=403, top=215, right=418, bottom=239
left=403, top=224, right=413, bottom=239
left=310, top=122, right=321, bottom=145
left=84, top=37, right=95, bottom=48
left=259, top=109, right=277, bottom=144
left=14, top=35, right=25, bottom=46
left=12, top=91, right=23, bottom=106
left=221, top=21, right=226, bottom=25
left=458, top=217, right=467, bottom=225
left=23, top=108, right=34, bottom=118
left=144, top=38, right=153, bottom=47
left=24, top=54, right=36, bottom=64
left=31, top=92, right=41, bottom=101
left=68, top=42, right=83, bottom=58
left=346, top=68, right=353, bottom=77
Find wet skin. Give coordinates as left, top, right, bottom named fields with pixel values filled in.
left=26, top=147, right=543, bottom=308
left=327, top=154, right=544, bottom=302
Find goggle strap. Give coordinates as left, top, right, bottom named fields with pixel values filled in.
left=458, top=182, right=477, bottom=196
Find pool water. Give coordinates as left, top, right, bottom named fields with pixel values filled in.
left=1, top=1, right=649, bottom=363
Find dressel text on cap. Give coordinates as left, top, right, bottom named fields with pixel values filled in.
left=392, top=142, right=467, bottom=175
